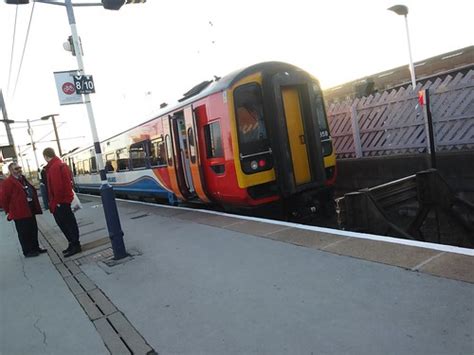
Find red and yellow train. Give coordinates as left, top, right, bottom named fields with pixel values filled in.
left=66, top=62, right=337, bottom=215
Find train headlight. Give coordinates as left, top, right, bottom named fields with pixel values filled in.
left=250, top=160, right=258, bottom=170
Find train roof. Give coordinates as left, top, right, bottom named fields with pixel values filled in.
left=64, top=61, right=309, bottom=158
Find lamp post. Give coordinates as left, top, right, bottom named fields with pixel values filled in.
left=26, top=119, right=40, bottom=172
left=388, top=4, right=417, bottom=90
left=64, top=0, right=130, bottom=260
left=0, top=89, right=17, bottom=160
left=41, top=114, right=62, bottom=156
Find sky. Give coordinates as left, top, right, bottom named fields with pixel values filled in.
left=0, top=0, right=473, bottom=173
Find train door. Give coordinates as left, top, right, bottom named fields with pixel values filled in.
left=174, top=113, right=195, bottom=193
left=162, top=115, right=185, bottom=200
left=281, top=87, right=311, bottom=186
left=183, top=106, right=211, bottom=202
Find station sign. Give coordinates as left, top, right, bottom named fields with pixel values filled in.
left=53, top=70, right=84, bottom=106
left=74, top=75, right=95, bottom=95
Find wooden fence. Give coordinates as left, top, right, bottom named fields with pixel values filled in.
left=326, top=70, right=474, bottom=159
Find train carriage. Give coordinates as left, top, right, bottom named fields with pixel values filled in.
left=66, top=62, right=337, bottom=214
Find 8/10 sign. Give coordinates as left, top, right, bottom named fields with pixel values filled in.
left=74, top=75, right=95, bottom=94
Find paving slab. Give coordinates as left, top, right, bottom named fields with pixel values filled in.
left=193, top=213, right=243, bottom=228
left=93, top=317, right=130, bottom=354
left=224, top=219, right=289, bottom=236
left=323, top=237, right=441, bottom=269
left=268, top=227, right=347, bottom=249
left=419, top=252, right=474, bottom=283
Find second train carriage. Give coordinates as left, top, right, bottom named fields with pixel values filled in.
left=65, top=62, right=337, bottom=213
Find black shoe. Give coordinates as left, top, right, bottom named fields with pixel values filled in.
left=25, top=251, right=40, bottom=258
left=63, top=245, right=82, bottom=258
left=62, top=245, right=72, bottom=254
left=36, top=248, right=48, bottom=254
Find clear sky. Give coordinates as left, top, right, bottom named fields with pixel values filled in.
left=0, top=0, right=473, bottom=173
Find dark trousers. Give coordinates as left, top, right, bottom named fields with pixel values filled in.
left=53, top=203, right=80, bottom=246
left=14, top=217, right=40, bottom=255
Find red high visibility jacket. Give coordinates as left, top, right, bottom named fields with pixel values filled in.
left=0, top=177, right=4, bottom=209
left=45, top=157, right=74, bottom=213
left=0, top=175, right=42, bottom=220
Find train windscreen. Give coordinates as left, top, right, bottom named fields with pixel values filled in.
left=234, top=83, right=271, bottom=156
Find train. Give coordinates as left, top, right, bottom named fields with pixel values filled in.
left=64, top=62, right=337, bottom=216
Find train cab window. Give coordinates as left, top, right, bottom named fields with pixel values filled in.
left=77, top=161, right=84, bottom=175
left=165, top=134, right=173, bottom=166
left=90, top=156, right=97, bottom=173
left=204, top=121, right=223, bottom=158
left=129, top=142, right=147, bottom=169
left=187, top=127, right=197, bottom=164
left=105, top=153, right=116, bottom=172
left=312, top=84, right=329, bottom=134
left=234, top=83, right=270, bottom=156
left=117, top=148, right=130, bottom=171
left=83, top=159, right=90, bottom=174
left=312, top=84, right=332, bottom=157
left=150, top=137, right=167, bottom=167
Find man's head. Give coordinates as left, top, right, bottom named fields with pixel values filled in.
left=43, top=147, right=56, bottom=162
left=8, top=162, right=22, bottom=177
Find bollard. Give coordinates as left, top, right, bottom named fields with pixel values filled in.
left=100, top=183, right=128, bottom=260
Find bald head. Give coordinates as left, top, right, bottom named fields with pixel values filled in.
left=8, top=162, right=22, bottom=177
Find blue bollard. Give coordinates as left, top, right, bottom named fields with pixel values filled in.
left=100, top=183, right=128, bottom=260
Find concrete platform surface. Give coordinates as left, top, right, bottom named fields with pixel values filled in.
left=2, top=194, right=474, bottom=355
left=0, top=217, right=108, bottom=355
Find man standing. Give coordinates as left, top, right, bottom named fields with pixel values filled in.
left=0, top=163, right=46, bottom=257
left=43, top=147, right=81, bottom=257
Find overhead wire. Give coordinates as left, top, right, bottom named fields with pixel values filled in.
left=6, top=5, right=19, bottom=95
left=12, top=1, right=37, bottom=98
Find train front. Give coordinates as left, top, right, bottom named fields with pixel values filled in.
left=225, top=62, right=337, bottom=213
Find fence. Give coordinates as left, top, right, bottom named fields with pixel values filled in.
left=326, top=70, right=474, bottom=159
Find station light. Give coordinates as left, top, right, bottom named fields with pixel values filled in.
left=4, top=0, right=146, bottom=9
left=102, top=0, right=145, bottom=10
left=4, top=0, right=29, bottom=3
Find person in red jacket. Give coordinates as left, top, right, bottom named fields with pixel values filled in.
left=0, top=162, right=47, bottom=257
left=43, top=147, right=81, bottom=257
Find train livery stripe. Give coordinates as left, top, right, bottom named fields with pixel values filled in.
left=76, top=175, right=170, bottom=196
left=151, top=169, right=173, bottom=193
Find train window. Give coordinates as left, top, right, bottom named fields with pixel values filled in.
left=117, top=148, right=130, bottom=171
left=312, top=84, right=330, bottom=136
left=150, top=137, right=167, bottom=167
left=90, top=156, right=97, bottom=173
left=77, top=161, right=84, bottom=175
left=187, top=127, right=197, bottom=164
left=234, top=83, right=270, bottom=156
left=130, top=143, right=147, bottom=169
left=165, top=134, right=173, bottom=166
left=83, top=159, right=90, bottom=175
left=105, top=153, right=116, bottom=172
left=204, top=121, right=223, bottom=158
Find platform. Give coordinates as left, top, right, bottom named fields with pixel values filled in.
left=1, top=194, right=473, bottom=354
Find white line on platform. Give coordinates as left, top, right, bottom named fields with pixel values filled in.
left=80, top=194, right=474, bottom=257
